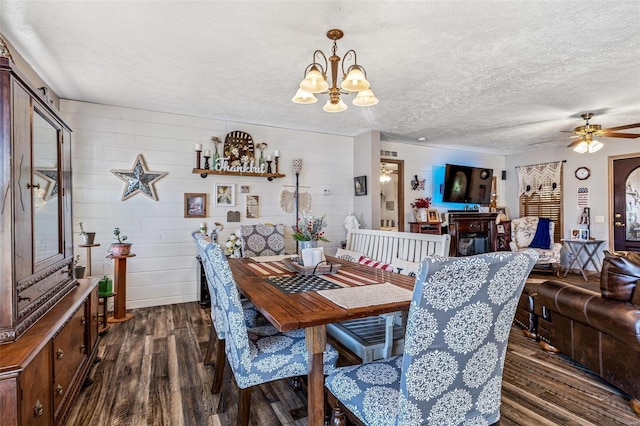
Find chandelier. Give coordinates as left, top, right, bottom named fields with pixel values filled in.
left=380, top=166, right=392, bottom=183
left=572, top=133, right=603, bottom=154
left=292, top=29, right=378, bottom=113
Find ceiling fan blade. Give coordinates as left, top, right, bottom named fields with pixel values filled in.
left=567, top=138, right=584, bottom=148
left=602, top=123, right=640, bottom=131
left=603, top=132, right=640, bottom=138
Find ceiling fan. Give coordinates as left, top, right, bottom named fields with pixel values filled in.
left=565, top=113, right=640, bottom=153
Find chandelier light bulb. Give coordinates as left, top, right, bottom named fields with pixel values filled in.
left=352, top=88, right=379, bottom=107
left=589, top=139, right=603, bottom=153
left=292, top=88, right=318, bottom=104
left=572, top=140, right=589, bottom=154
left=299, top=66, right=328, bottom=93
left=323, top=98, right=347, bottom=113
left=341, top=66, right=370, bottom=92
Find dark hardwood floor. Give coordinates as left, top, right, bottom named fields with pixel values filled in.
left=67, top=271, right=639, bottom=425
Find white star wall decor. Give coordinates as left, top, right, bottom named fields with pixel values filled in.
left=111, top=154, right=167, bottom=201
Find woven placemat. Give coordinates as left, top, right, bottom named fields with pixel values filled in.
left=317, top=283, right=413, bottom=309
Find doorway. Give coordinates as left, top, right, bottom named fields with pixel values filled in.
left=380, top=159, right=404, bottom=232
left=610, top=154, right=640, bottom=252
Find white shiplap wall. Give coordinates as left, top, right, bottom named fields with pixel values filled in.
left=62, top=100, right=354, bottom=309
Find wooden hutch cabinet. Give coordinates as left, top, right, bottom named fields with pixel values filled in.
left=0, top=56, right=99, bottom=425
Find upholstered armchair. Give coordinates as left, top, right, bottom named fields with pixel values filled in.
left=509, top=216, right=562, bottom=276
left=238, top=223, right=285, bottom=257
left=325, top=251, right=538, bottom=425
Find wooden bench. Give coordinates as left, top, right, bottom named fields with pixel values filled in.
left=328, top=229, right=451, bottom=362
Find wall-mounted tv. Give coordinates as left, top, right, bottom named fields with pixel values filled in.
left=442, top=164, right=493, bottom=204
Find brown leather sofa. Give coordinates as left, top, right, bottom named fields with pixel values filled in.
left=536, top=251, right=640, bottom=416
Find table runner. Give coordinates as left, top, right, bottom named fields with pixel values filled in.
left=249, top=254, right=291, bottom=263
left=317, top=283, right=413, bottom=309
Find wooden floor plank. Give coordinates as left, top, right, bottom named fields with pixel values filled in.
left=68, top=296, right=638, bottom=425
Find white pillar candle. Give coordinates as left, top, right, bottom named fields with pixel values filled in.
left=266, top=154, right=272, bottom=161
left=274, top=150, right=280, bottom=157
left=195, top=143, right=202, bottom=151
left=204, top=149, right=211, bottom=156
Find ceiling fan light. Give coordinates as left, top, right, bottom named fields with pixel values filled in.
left=292, top=88, right=318, bottom=104
left=352, top=88, right=379, bottom=107
left=341, top=65, right=370, bottom=92
left=573, top=140, right=589, bottom=154
left=588, top=139, right=603, bottom=153
left=300, top=66, right=328, bottom=93
left=323, top=98, right=347, bottom=113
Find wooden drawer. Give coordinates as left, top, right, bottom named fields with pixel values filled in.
left=20, top=343, right=53, bottom=426
left=455, top=221, right=488, bottom=233
left=52, top=303, right=87, bottom=415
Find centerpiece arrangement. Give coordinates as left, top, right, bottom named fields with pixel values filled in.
left=411, top=197, right=432, bottom=222
left=292, top=212, right=329, bottom=250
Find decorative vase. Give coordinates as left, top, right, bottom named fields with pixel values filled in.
left=415, top=208, right=428, bottom=222
left=82, top=232, right=96, bottom=245
left=73, top=265, right=86, bottom=279
left=299, top=240, right=318, bottom=250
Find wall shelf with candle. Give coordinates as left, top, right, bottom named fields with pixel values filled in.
left=192, top=168, right=286, bottom=180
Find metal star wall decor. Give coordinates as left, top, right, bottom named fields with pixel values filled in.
left=111, top=154, right=167, bottom=201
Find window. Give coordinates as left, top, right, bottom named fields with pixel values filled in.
left=517, top=161, right=564, bottom=241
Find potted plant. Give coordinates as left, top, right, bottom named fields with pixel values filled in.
left=73, top=255, right=86, bottom=279
left=78, top=222, right=96, bottom=245
left=292, top=212, right=329, bottom=250
left=108, top=227, right=132, bottom=256
left=411, top=197, right=432, bottom=222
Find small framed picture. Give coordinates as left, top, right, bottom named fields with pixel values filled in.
left=427, top=209, right=440, bottom=223
left=496, top=224, right=505, bottom=234
left=496, top=206, right=509, bottom=221
left=246, top=194, right=260, bottom=218
left=385, top=201, right=394, bottom=211
left=215, top=183, right=235, bottom=207
left=354, top=176, right=367, bottom=196
left=240, top=185, right=250, bottom=194
left=570, top=229, right=589, bottom=240
left=184, top=193, right=207, bottom=218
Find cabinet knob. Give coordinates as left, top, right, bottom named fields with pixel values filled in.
left=55, top=384, right=64, bottom=396
left=34, top=399, right=44, bottom=417
left=80, top=316, right=87, bottom=325
left=56, top=348, right=64, bottom=360
left=80, top=344, right=86, bottom=354
left=27, top=182, right=41, bottom=190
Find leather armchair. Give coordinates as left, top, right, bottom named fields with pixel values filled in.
left=536, top=251, right=640, bottom=416
left=509, top=216, right=562, bottom=275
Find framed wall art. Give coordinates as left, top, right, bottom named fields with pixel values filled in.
left=246, top=195, right=260, bottom=218
left=354, top=175, right=367, bottom=196
left=427, top=209, right=440, bottom=223
left=184, top=193, right=207, bottom=218
left=215, top=183, right=235, bottom=207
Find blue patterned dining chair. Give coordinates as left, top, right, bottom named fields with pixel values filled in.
left=238, top=223, right=285, bottom=257
left=325, top=251, right=538, bottom=426
left=203, top=232, right=339, bottom=426
left=193, top=232, right=263, bottom=393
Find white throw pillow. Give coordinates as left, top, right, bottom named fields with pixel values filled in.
left=392, top=257, right=420, bottom=276
left=335, top=248, right=364, bottom=263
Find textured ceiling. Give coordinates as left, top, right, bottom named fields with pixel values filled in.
left=1, top=1, right=639, bottom=154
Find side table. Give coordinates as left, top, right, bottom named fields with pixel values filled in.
left=106, top=253, right=136, bottom=322
left=78, top=243, right=101, bottom=276
left=98, top=291, right=116, bottom=334
left=561, top=239, right=605, bottom=281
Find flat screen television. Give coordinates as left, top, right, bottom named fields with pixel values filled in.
left=442, top=164, right=493, bottom=204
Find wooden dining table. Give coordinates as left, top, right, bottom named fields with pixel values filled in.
left=228, top=256, right=416, bottom=426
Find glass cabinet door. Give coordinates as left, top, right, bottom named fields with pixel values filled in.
left=32, top=110, right=62, bottom=264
